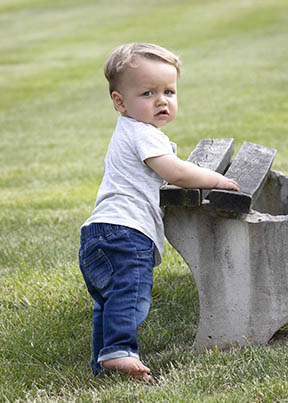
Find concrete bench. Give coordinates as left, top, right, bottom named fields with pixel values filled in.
left=161, top=139, right=288, bottom=350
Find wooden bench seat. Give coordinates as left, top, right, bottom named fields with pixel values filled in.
left=161, top=138, right=276, bottom=213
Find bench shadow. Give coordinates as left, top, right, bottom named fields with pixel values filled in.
left=269, top=328, right=288, bottom=347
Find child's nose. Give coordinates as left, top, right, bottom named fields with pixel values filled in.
left=156, top=94, right=168, bottom=105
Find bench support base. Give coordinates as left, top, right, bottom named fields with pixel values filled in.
left=164, top=170, right=288, bottom=350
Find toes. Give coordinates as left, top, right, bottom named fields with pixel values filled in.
left=132, top=372, right=152, bottom=382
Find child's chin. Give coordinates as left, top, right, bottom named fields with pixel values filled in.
left=155, top=117, right=170, bottom=127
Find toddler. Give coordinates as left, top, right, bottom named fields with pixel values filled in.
left=79, top=43, right=239, bottom=382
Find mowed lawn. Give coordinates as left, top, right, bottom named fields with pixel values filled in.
left=1, top=0, right=288, bottom=401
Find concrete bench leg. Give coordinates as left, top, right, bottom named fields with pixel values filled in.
left=163, top=170, right=288, bottom=350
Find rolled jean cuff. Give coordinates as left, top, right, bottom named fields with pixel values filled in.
left=98, top=350, right=139, bottom=364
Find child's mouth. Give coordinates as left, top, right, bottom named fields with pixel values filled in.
left=156, top=110, right=169, bottom=116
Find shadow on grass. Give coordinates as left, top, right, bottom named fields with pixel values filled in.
left=269, top=328, right=288, bottom=347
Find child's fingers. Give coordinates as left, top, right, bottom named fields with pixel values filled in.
left=228, top=179, right=239, bottom=191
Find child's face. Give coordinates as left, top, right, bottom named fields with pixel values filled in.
left=112, top=57, right=178, bottom=129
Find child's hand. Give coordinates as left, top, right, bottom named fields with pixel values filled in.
left=215, top=175, right=239, bottom=191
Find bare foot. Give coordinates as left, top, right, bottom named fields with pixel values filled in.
left=102, top=357, right=152, bottom=382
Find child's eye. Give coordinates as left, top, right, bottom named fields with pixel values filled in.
left=164, top=89, right=174, bottom=95
left=143, top=91, right=152, bottom=96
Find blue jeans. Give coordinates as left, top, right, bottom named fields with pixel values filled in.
left=79, top=223, right=155, bottom=375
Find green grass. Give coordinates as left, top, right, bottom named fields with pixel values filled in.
left=1, top=0, right=288, bottom=401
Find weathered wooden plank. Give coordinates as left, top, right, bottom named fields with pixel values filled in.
left=160, top=138, right=234, bottom=206
left=160, top=185, right=201, bottom=207
left=187, top=138, right=234, bottom=173
left=188, top=138, right=234, bottom=199
left=208, top=142, right=277, bottom=213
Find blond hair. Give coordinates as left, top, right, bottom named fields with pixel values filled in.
left=104, top=42, right=180, bottom=96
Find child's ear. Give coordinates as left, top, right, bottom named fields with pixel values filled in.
left=111, top=91, right=126, bottom=113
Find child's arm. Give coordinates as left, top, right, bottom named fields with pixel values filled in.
left=145, top=154, right=239, bottom=191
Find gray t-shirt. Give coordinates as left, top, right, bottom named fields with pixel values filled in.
left=82, top=116, right=175, bottom=266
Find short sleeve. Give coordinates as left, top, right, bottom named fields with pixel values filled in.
left=133, top=122, right=174, bottom=162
